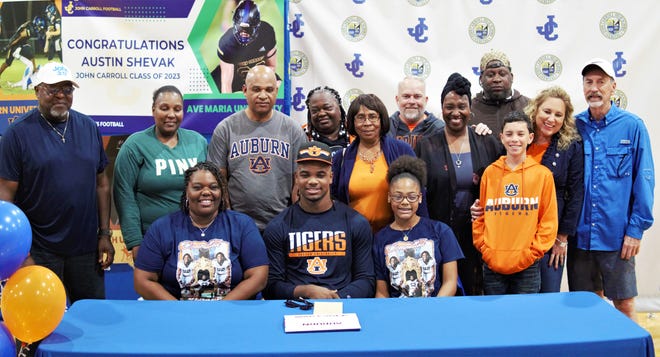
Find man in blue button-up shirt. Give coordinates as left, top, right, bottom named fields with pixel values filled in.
left=568, top=58, right=654, bottom=320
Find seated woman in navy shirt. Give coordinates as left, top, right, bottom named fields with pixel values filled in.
left=373, top=155, right=464, bottom=298
left=134, top=162, right=268, bottom=300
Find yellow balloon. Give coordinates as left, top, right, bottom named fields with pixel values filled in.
left=0, top=266, right=67, bottom=343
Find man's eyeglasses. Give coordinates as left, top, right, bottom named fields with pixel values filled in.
left=389, top=193, right=420, bottom=203
left=285, top=297, right=314, bottom=311
left=354, top=114, right=380, bottom=124
left=41, top=85, right=75, bottom=96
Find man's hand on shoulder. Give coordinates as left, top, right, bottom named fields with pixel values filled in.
left=471, top=123, right=492, bottom=136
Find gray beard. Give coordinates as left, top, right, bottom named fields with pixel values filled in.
left=402, top=110, right=422, bottom=123
left=50, top=108, right=70, bottom=121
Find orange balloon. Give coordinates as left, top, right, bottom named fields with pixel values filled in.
left=0, top=266, right=67, bottom=343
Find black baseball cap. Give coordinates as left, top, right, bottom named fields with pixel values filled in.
left=296, top=141, right=332, bottom=165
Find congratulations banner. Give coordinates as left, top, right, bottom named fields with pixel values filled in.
left=0, top=0, right=288, bottom=136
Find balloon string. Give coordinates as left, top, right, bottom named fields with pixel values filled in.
left=18, top=341, right=30, bottom=357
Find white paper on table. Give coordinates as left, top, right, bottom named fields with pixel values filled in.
left=313, top=301, right=343, bottom=315
left=284, top=313, right=361, bottom=333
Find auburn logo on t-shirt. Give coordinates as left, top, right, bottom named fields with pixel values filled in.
left=306, top=257, right=328, bottom=275
left=249, top=156, right=271, bottom=174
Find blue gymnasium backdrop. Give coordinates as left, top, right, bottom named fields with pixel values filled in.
left=287, top=0, right=660, bottom=310
left=0, top=0, right=289, bottom=136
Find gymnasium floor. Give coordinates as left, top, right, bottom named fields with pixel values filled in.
left=637, top=312, right=659, bottom=355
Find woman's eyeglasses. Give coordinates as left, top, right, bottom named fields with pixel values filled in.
left=389, top=193, right=420, bottom=203
left=354, top=114, right=380, bottom=124
left=285, top=297, right=314, bottom=311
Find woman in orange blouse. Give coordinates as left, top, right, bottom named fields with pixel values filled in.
left=331, top=94, right=419, bottom=232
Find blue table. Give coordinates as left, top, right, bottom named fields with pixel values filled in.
left=36, top=292, right=654, bottom=356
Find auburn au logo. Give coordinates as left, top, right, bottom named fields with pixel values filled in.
left=249, top=156, right=271, bottom=174
left=504, top=183, right=519, bottom=197
left=306, top=257, right=328, bottom=275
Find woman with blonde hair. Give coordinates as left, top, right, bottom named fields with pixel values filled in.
left=524, top=86, right=584, bottom=292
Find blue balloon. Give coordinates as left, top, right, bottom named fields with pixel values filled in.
left=0, top=322, right=15, bottom=356
left=0, top=201, right=32, bottom=280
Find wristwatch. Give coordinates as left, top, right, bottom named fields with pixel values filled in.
left=98, top=228, right=113, bottom=239
left=556, top=238, right=568, bottom=248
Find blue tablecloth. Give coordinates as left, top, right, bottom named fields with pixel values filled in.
left=36, top=292, right=654, bottom=356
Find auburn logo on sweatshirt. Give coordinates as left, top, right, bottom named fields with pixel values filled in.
left=482, top=182, right=541, bottom=213
left=485, top=196, right=539, bottom=212
left=504, top=183, right=518, bottom=196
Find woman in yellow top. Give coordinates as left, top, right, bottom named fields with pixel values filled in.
left=331, top=94, right=421, bottom=232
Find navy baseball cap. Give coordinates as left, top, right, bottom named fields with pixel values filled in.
left=296, top=141, right=332, bottom=165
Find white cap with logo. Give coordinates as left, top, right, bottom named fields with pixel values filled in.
left=34, top=62, right=80, bottom=88
left=581, top=58, right=615, bottom=79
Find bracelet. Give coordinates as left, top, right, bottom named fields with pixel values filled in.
left=98, top=229, right=113, bottom=238
left=555, top=238, right=567, bottom=248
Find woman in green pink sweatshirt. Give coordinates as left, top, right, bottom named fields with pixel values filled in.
left=114, top=85, right=207, bottom=259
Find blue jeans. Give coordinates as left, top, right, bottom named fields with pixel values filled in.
left=539, top=250, right=563, bottom=293
left=483, top=260, right=541, bottom=295
left=30, top=245, right=105, bottom=303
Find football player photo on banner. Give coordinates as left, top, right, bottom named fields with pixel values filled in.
left=0, top=1, right=59, bottom=133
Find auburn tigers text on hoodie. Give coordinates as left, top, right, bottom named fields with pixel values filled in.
left=473, top=156, right=558, bottom=275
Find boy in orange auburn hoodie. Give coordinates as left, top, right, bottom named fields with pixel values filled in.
left=473, top=111, right=558, bottom=295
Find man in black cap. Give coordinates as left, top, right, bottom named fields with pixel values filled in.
left=263, top=141, right=375, bottom=299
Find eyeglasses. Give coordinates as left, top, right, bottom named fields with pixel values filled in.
left=41, top=85, right=75, bottom=96
left=389, top=193, right=420, bottom=203
left=285, top=297, right=314, bottom=311
left=354, top=114, right=380, bottom=124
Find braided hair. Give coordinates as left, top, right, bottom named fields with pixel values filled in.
left=180, top=162, right=229, bottom=214
left=304, top=86, right=349, bottom=144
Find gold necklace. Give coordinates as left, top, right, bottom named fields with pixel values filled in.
left=41, top=113, right=69, bottom=143
left=402, top=225, right=414, bottom=241
left=393, top=218, right=419, bottom=241
left=358, top=147, right=381, bottom=173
